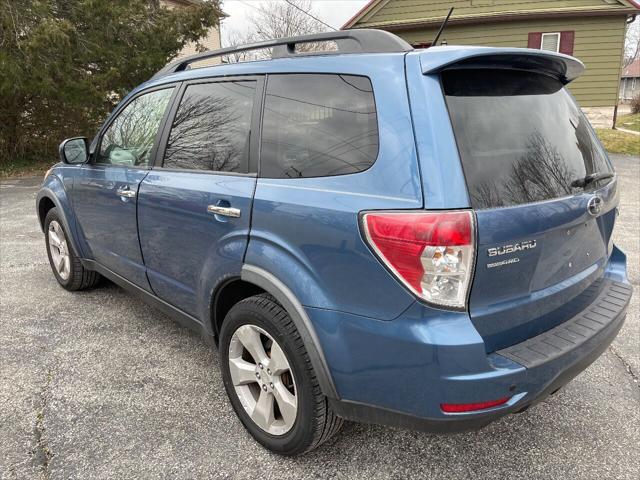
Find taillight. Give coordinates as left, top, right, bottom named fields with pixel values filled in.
left=361, top=210, right=475, bottom=309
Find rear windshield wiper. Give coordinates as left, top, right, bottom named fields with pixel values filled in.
left=570, top=172, right=614, bottom=189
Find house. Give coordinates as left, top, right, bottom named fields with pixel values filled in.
left=620, top=58, right=640, bottom=100
left=343, top=0, right=640, bottom=126
left=162, top=0, right=221, bottom=65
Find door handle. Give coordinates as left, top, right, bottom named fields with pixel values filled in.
left=207, top=205, right=241, bottom=218
left=116, top=187, right=136, bottom=198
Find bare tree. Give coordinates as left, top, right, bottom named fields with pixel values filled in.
left=502, top=130, right=576, bottom=205
left=221, top=0, right=331, bottom=62
left=623, top=17, right=640, bottom=67
left=248, top=0, right=326, bottom=41
left=222, top=29, right=261, bottom=63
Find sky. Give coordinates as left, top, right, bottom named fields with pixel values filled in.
left=218, top=1, right=640, bottom=58
left=219, top=0, right=369, bottom=43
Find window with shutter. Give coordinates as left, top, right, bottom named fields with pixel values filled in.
left=541, top=33, right=560, bottom=52
left=559, top=31, right=575, bottom=55
left=527, top=32, right=542, bottom=49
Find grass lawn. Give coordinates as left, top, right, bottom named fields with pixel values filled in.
left=595, top=128, right=639, bottom=156
left=0, top=158, right=53, bottom=180
left=615, top=113, right=640, bottom=133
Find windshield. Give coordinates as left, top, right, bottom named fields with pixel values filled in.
left=442, top=69, right=613, bottom=210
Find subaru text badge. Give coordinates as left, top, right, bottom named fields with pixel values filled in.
left=488, top=240, right=537, bottom=257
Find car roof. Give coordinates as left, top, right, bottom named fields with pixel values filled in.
left=131, top=27, right=584, bottom=99
left=139, top=44, right=582, bottom=91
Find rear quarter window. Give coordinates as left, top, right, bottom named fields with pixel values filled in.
left=260, top=74, right=379, bottom=178
left=442, top=69, right=612, bottom=209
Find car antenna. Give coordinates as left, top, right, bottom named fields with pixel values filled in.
left=432, top=7, right=454, bottom=46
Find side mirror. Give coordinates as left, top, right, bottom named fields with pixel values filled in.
left=59, top=137, right=89, bottom=164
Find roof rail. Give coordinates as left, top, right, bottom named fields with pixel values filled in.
left=151, top=29, right=413, bottom=80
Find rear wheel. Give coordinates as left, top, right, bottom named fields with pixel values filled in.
left=44, top=208, right=100, bottom=291
left=219, top=294, right=342, bottom=455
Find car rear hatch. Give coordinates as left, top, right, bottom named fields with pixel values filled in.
left=415, top=48, right=618, bottom=352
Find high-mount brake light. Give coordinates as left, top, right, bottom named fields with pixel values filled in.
left=361, top=210, right=475, bottom=309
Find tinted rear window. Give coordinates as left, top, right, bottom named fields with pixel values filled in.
left=260, top=74, right=378, bottom=178
left=443, top=69, right=612, bottom=209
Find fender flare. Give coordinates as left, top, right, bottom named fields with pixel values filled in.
left=36, top=185, right=82, bottom=258
left=241, top=264, right=339, bottom=399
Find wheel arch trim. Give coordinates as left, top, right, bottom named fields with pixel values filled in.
left=36, top=186, right=82, bottom=258
left=241, top=264, right=339, bottom=399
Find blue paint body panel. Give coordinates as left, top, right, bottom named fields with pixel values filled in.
left=471, top=180, right=619, bottom=352
left=404, top=54, right=470, bottom=209
left=37, top=44, right=632, bottom=429
left=309, top=249, right=628, bottom=419
left=138, top=170, right=256, bottom=319
left=246, top=175, right=420, bottom=320
left=244, top=54, right=423, bottom=319
left=70, top=164, right=151, bottom=290
left=39, top=166, right=82, bottom=255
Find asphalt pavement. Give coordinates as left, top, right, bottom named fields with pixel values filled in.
left=1, top=154, right=638, bottom=479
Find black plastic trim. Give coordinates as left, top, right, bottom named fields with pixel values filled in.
left=329, top=398, right=502, bottom=433
left=241, top=264, right=339, bottom=399
left=497, top=280, right=633, bottom=368
left=81, top=259, right=215, bottom=345
left=36, top=188, right=81, bottom=256
left=152, top=29, right=413, bottom=79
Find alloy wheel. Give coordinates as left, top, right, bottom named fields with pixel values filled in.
left=48, top=220, right=70, bottom=280
left=228, top=324, right=298, bottom=435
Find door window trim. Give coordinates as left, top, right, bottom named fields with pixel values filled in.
left=90, top=82, right=180, bottom=170
left=153, top=75, right=265, bottom=176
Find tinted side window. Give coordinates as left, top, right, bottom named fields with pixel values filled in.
left=260, top=74, right=378, bottom=178
left=97, top=88, right=173, bottom=167
left=163, top=81, right=256, bottom=173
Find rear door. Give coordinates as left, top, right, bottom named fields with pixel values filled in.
left=137, top=77, right=262, bottom=318
left=72, top=86, right=175, bottom=290
left=442, top=68, right=617, bottom=352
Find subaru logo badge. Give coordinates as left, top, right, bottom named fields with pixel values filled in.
left=587, top=195, right=603, bottom=217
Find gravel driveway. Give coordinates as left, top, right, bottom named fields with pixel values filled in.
left=1, top=154, right=638, bottom=480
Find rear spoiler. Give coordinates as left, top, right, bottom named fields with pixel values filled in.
left=419, top=47, right=584, bottom=84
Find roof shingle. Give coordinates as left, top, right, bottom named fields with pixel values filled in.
left=623, top=58, right=640, bottom=78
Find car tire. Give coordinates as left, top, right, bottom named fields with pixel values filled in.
left=44, top=208, right=101, bottom=291
left=219, top=293, right=343, bottom=455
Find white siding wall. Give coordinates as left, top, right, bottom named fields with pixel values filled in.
left=620, top=77, right=640, bottom=100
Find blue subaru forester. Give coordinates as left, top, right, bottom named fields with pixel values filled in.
left=37, top=30, right=632, bottom=455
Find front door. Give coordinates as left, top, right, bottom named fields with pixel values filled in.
left=72, top=86, right=175, bottom=289
left=137, top=77, right=263, bottom=318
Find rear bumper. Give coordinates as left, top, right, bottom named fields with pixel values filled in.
left=310, top=251, right=632, bottom=432
left=329, top=280, right=630, bottom=432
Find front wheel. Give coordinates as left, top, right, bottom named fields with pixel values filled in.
left=44, top=208, right=100, bottom=291
left=219, top=294, right=342, bottom=455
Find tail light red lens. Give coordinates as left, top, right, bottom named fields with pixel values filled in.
left=361, top=210, right=475, bottom=309
left=440, top=397, right=510, bottom=413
